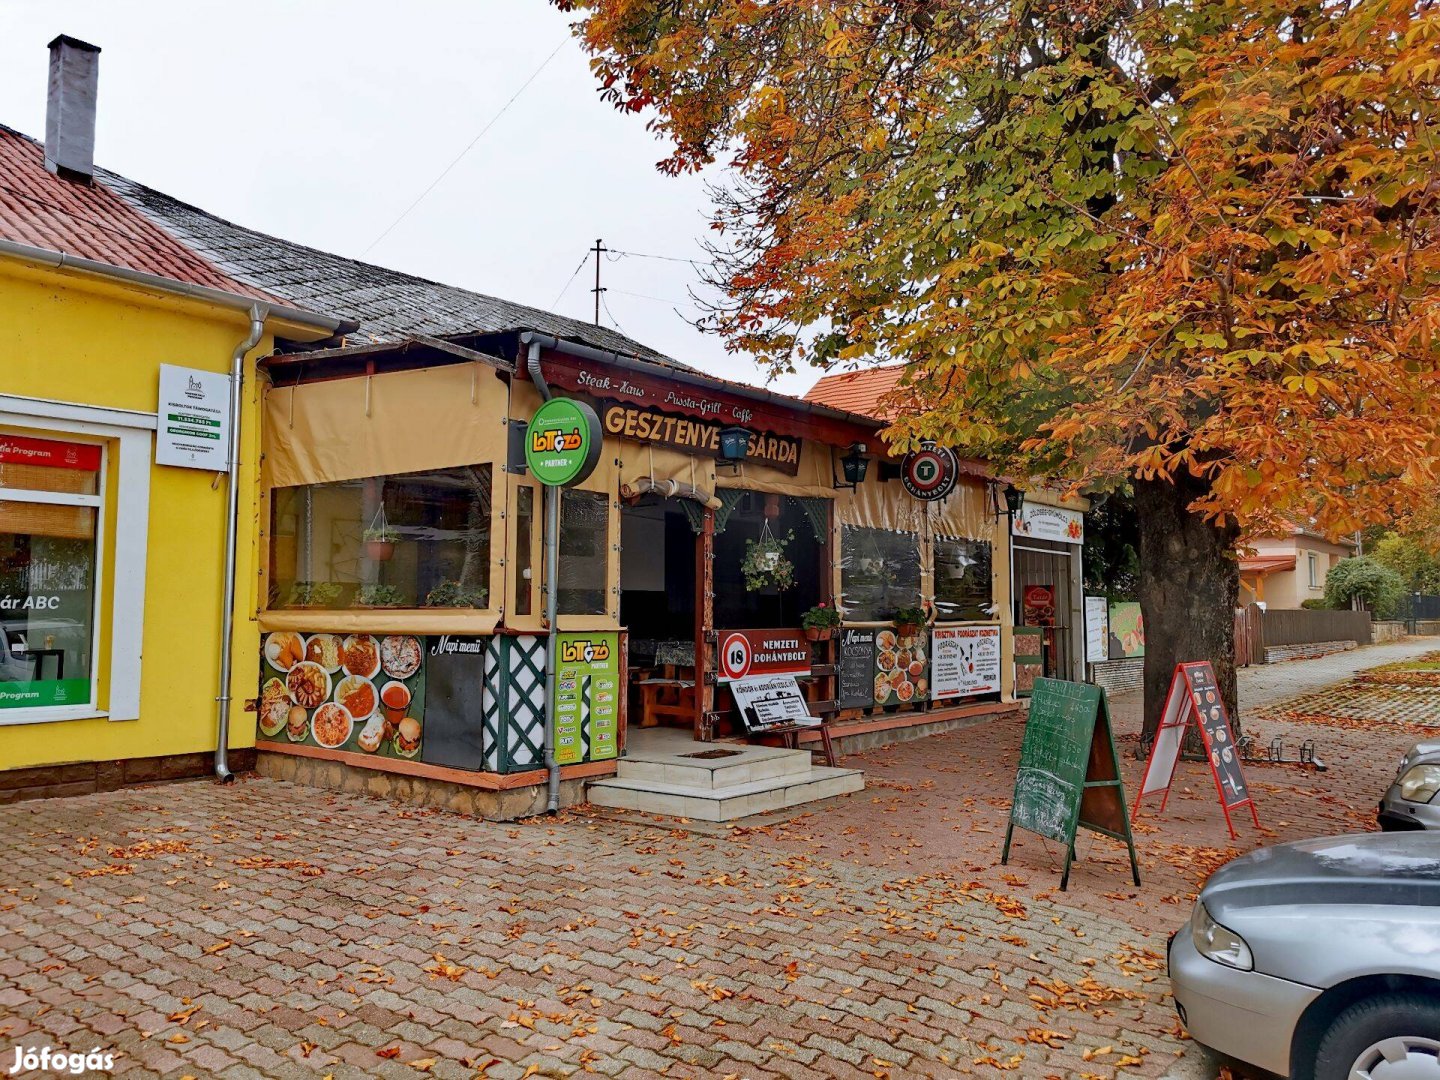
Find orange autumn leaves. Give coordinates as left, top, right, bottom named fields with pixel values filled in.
left=563, top=0, right=1440, bottom=536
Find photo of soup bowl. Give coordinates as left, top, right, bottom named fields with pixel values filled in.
left=381, top=680, right=411, bottom=723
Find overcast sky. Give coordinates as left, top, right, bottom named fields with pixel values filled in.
left=1, top=1, right=820, bottom=397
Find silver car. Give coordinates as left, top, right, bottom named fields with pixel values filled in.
left=1169, top=832, right=1440, bottom=1079
left=1379, top=740, right=1440, bottom=832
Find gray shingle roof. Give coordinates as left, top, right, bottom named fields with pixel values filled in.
left=98, top=167, right=679, bottom=363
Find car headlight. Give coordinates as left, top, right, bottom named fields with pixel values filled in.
left=1399, top=764, right=1440, bottom=804
left=1191, top=903, right=1253, bottom=971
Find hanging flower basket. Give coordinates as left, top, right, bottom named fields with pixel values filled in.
left=364, top=509, right=398, bottom=562
left=742, top=525, right=795, bottom=592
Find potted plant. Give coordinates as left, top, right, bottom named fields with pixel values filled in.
left=288, top=581, right=342, bottom=609
left=425, top=579, right=487, bottom=608
left=893, top=604, right=928, bottom=638
left=802, top=602, right=841, bottom=641
left=355, top=583, right=404, bottom=608
left=363, top=525, right=400, bottom=562
left=742, top=527, right=795, bottom=592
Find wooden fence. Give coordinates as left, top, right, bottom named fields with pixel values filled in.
left=1234, top=603, right=1373, bottom=665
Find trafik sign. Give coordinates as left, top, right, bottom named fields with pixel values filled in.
left=525, top=397, right=602, bottom=487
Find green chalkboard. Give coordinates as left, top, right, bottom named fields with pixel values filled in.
left=1002, top=677, right=1141, bottom=890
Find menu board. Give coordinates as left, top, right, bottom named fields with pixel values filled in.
left=930, top=625, right=1002, bottom=701
left=1186, top=662, right=1248, bottom=807
left=258, top=633, right=425, bottom=760
left=874, top=626, right=928, bottom=706
left=554, top=632, right=620, bottom=765
left=837, top=628, right=877, bottom=709
left=1084, top=597, right=1109, bottom=664
left=421, top=636, right=487, bottom=770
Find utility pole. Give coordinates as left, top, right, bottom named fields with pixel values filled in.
left=591, top=238, right=606, bottom=325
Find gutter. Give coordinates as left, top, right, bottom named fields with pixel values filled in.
left=215, top=304, right=268, bottom=782
left=526, top=339, right=563, bottom=814
left=0, top=238, right=354, bottom=339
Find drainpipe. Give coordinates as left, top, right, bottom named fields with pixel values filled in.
left=215, top=304, right=268, bottom=782
left=526, top=339, right=563, bottom=813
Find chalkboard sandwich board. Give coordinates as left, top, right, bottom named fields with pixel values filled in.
left=1002, top=678, right=1141, bottom=891
left=837, top=628, right=877, bottom=709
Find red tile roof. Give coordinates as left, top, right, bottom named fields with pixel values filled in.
left=803, top=365, right=911, bottom=419
left=0, top=124, right=267, bottom=297
left=1239, top=555, right=1297, bottom=575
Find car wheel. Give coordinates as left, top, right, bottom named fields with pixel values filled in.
left=1313, top=994, right=1440, bottom=1080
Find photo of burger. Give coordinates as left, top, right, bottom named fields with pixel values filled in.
left=393, top=716, right=422, bottom=758
left=285, top=704, right=309, bottom=743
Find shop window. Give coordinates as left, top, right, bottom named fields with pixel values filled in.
left=933, top=535, right=994, bottom=621
left=0, top=435, right=102, bottom=714
left=840, top=525, right=921, bottom=623
left=269, top=464, right=493, bottom=610
left=514, top=485, right=535, bottom=617
left=558, top=489, right=609, bottom=616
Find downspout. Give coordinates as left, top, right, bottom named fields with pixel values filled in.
left=526, top=339, right=563, bottom=813
left=215, top=304, right=268, bottom=781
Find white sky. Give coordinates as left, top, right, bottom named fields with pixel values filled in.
left=1, top=0, right=820, bottom=397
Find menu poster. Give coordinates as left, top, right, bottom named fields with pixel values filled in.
left=422, top=635, right=487, bottom=770
left=837, top=628, right=877, bottom=709
left=1023, top=585, right=1057, bottom=627
left=930, top=625, right=1002, bottom=701
left=1186, top=662, right=1249, bottom=807
left=554, top=632, right=620, bottom=765
left=258, top=632, right=425, bottom=760
left=874, top=627, right=928, bottom=706
left=729, top=673, right=815, bottom=732
left=1084, top=597, right=1109, bottom=664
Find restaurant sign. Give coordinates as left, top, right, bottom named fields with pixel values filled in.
left=718, top=629, right=811, bottom=682
left=526, top=397, right=602, bottom=486
left=1012, top=502, right=1084, bottom=544
left=601, top=401, right=801, bottom=476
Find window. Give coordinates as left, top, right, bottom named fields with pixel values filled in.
left=514, top=485, right=535, bottom=617
left=557, top=489, right=609, bottom=616
left=269, top=464, right=493, bottom=610
left=933, top=535, right=993, bottom=621
left=0, top=434, right=102, bottom=714
left=840, top=525, right=921, bottom=622
left=1308, top=552, right=1320, bottom=589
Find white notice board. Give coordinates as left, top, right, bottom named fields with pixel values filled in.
left=1085, top=596, right=1110, bottom=664
left=930, top=625, right=1002, bottom=700
left=156, top=364, right=231, bottom=470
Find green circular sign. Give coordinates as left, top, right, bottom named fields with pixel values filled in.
left=526, top=397, right=602, bottom=487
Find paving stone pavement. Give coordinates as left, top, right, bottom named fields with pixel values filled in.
left=1, top=638, right=1436, bottom=1080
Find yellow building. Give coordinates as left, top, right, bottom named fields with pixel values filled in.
left=0, top=45, right=345, bottom=798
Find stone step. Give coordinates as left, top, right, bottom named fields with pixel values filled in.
left=586, top=766, right=864, bottom=822
left=616, top=744, right=812, bottom=791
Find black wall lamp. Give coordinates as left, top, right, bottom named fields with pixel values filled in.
left=833, top=442, right=870, bottom=491
left=990, top=480, right=1025, bottom=520
left=717, top=426, right=751, bottom=470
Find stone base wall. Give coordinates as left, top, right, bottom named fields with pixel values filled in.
left=1264, top=640, right=1356, bottom=664
left=256, top=751, right=589, bottom=821
left=1372, top=621, right=1408, bottom=644
left=1091, top=658, right=1144, bottom=696
left=0, top=749, right=256, bottom=805
left=1417, top=621, right=1440, bottom=637
left=823, top=704, right=1022, bottom=756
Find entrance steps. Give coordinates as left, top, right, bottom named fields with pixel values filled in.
left=586, top=735, right=863, bottom=822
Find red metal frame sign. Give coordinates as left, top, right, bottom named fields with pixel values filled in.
left=1133, top=661, right=1260, bottom=839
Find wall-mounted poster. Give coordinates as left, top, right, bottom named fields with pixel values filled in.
left=931, top=624, right=1002, bottom=701
left=1085, top=597, right=1110, bottom=664
left=1023, top=585, right=1057, bottom=627
left=874, top=626, right=928, bottom=706
left=1012, top=503, right=1084, bottom=544
left=259, top=633, right=425, bottom=759
left=1109, top=603, right=1146, bottom=658
left=554, top=631, right=620, bottom=764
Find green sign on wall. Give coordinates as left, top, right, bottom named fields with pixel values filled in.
left=525, top=397, right=602, bottom=487
left=553, top=631, right=620, bottom=764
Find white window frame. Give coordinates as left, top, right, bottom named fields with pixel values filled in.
left=1308, top=552, right=1321, bottom=590
left=0, top=396, right=153, bottom=725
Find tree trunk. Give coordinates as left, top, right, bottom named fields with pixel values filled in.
left=1135, top=474, right=1241, bottom=739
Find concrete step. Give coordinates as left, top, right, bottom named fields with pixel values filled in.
left=616, top=743, right=812, bottom=791
left=586, top=765, right=864, bottom=822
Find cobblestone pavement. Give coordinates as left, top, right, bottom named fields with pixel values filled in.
left=2, top=640, right=1436, bottom=1080
left=1229, top=637, right=1440, bottom=714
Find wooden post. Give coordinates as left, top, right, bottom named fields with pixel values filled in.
left=694, top=507, right=715, bottom=741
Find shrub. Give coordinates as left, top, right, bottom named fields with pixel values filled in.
left=1324, top=557, right=1406, bottom=619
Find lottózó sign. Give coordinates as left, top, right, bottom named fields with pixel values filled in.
left=717, top=629, right=811, bottom=682
left=526, top=397, right=602, bottom=487
left=900, top=443, right=959, bottom=501
left=600, top=401, right=801, bottom=476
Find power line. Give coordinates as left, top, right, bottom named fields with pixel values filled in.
left=359, top=38, right=567, bottom=257
left=599, top=292, right=629, bottom=336
left=550, top=252, right=591, bottom=308
left=609, top=247, right=708, bottom=268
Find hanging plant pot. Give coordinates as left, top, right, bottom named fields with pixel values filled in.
left=804, top=626, right=822, bottom=642
left=365, top=540, right=395, bottom=562
left=742, top=525, right=796, bottom=592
